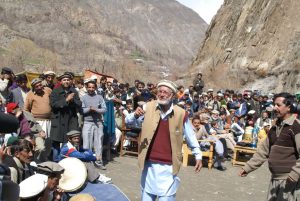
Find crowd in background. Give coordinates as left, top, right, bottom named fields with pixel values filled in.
left=0, top=67, right=299, bottom=200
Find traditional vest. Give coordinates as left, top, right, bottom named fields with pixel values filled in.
left=138, top=100, right=186, bottom=175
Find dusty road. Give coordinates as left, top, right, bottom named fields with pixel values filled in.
left=104, top=156, right=270, bottom=201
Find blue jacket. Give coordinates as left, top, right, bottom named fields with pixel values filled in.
left=59, top=142, right=96, bottom=162
left=234, top=102, right=248, bottom=117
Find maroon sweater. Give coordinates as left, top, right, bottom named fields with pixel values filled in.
left=147, top=118, right=172, bottom=164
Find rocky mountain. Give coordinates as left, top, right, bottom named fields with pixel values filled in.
left=189, top=0, right=300, bottom=93
left=0, top=0, right=207, bottom=82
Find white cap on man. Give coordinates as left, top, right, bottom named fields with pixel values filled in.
left=19, top=174, right=48, bottom=199
left=157, top=80, right=178, bottom=93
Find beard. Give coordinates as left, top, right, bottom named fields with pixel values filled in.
left=157, top=97, right=172, bottom=106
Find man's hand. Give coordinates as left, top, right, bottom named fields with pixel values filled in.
left=134, top=106, right=145, bottom=118
left=53, top=188, right=64, bottom=201
left=90, top=106, right=96, bottom=112
left=15, top=108, right=23, bottom=118
left=194, top=159, right=202, bottom=173
left=238, top=168, right=248, bottom=177
left=0, top=144, right=7, bottom=161
left=66, top=93, right=75, bottom=102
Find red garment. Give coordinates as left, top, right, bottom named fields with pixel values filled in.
left=53, top=82, right=61, bottom=89
left=147, top=118, right=172, bottom=165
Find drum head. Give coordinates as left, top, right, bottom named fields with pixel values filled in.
left=58, top=157, right=87, bottom=192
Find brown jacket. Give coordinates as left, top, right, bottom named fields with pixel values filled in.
left=138, top=100, right=186, bottom=175
left=243, top=115, right=300, bottom=180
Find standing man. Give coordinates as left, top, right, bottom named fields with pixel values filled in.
left=24, top=78, right=53, bottom=162
left=0, top=67, right=14, bottom=104
left=126, top=80, right=202, bottom=201
left=82, top=80, right=107, bottom=169
left=239, top=92, right=300, bottom=201
left=11, top=74, right=30, bottom=109
left=42, top=71, right=56, bottom=90
left=193, top=73, right=204, bottom=95
left=49, top=72, right=81, bottom=161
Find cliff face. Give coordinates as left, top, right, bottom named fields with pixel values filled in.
left=190, top=0, right=300, bottom=93
left=0, top=0, right=207, bottom=82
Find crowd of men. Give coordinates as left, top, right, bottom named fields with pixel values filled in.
left=0, top=67, right=299, bottom=200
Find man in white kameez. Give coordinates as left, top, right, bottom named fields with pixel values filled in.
left=126, top=80, right=202, bottom=201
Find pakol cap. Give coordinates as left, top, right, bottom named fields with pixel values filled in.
left=31, top=78, right=43, bottom=87
left=19, top=174, right=48, bottom=199
left=66, top=130, right=81, bottom=137
left=58, top=72, right=72, bottom=80
left=211, top=110, right=220, bottom=115
left=43, top=71, right=56, bottom=76
left=1, top=67, right=13, bottom=74
left=37, top=161, right=64, bottom=175
left=157, top=80, right=178, bottom=93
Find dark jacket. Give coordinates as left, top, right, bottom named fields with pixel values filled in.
left=50, top=86, right=81, bottom=143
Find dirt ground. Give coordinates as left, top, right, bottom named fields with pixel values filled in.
left=104, top=155, right=270, bottom=201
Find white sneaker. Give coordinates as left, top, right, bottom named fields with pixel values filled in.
left=98, top=174, right=112, bottom=184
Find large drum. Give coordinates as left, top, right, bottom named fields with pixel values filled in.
left=58, top=157, right=87, bottom=192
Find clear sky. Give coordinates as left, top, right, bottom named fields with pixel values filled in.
left=176, top=0, right=224, bottom=24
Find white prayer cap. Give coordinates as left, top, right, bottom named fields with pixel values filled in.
left=248, top=110, right=256, bottom=115
left=211, top=110, right=219, bottom=115
left=19, top=174, right=48, bottom=199
left=84, top=78, right=91, bottom=84
left=157, top=80, right=177, bottom=93
left=207, top=88, right=214, bottom=92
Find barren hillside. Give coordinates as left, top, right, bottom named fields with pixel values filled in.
left=189, top=0, right=300, bottom=93
left=0, top=0, right=207, bottom=82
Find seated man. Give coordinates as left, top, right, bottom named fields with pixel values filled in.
left=230, top=116, right=245, bottom=142
left=192, top=115, right=226, bottom=171
left=6, top=102, right=49, bottom=163
left=2, top=139, right=34, bottom=184
left=210, top=120, right=236, bottom=152
left=58, top=130, right=112, bottom=184
left=35, top=161, right=66, bottom=201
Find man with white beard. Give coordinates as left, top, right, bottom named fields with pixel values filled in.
left=126, top=80, right=202, bottom=201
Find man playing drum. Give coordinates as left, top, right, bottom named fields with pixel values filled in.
left=58, top=130, right=112, bottom=184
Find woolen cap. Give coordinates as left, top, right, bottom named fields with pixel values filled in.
left=211, top=110, right=220, bottom=115
left=43, top=71, right=56, bottom=76
left=19, top=174, right=48, bottom=198
left=157, top=80, right=178, bottom=93
left=66, top=130, right=81, bottom=137
left=15, top=74, right=28, bottom=82
left=31, top=78, right=43, bottom=87
left=37, top=161, right=64, bottom=175
left=1, top=67, right=13, bottom=74
left=58, top=72, right=72, bottom=80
